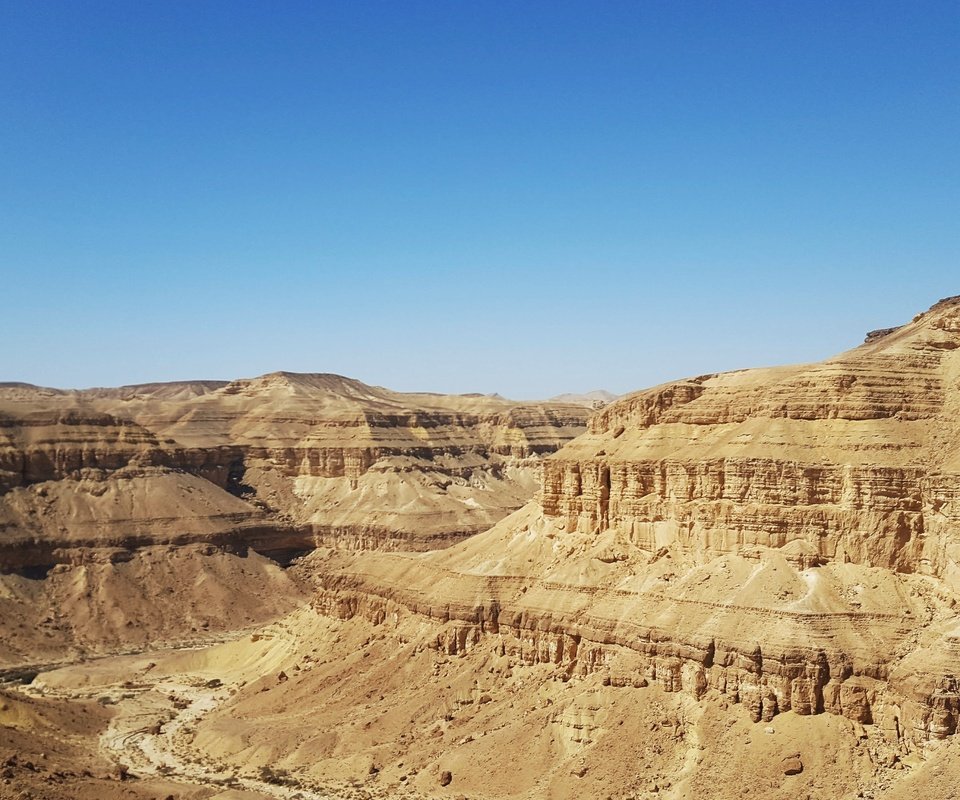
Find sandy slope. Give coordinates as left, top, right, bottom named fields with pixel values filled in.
left=7, top=599, right=949, bottom=800
left=0, top=545, right=307, bottom=669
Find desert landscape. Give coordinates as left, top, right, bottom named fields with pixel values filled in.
left=4, top=297, right=960, bottom=800
left=4, top=3, right=956, bottom=798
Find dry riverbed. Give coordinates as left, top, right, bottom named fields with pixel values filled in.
left=6, top=622, right=361, bottom=800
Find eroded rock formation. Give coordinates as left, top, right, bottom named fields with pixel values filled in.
left=0, top=372, right=588, bottom=569
left=285, top=297, right=960, bottom=748
left=0, top=373, right=587, bottom=661
left=544, top=296, right=960, bottom=578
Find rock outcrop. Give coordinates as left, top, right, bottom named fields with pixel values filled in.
left=285, top=297, right=960, bottom=747
left=543, top=296, right=960, bottom=579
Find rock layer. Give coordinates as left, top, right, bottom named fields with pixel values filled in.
left=288, top=297, right=960, bottom=747
left=543, top=296, right=960, bottom=581
left=0, top=373, right=589, bottom=569
left=305, top=511, right=960, bottom=745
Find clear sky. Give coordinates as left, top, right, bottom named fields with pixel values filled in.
left=1, top=1, right=958, bottom=398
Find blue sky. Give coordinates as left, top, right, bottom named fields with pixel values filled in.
left=1, top=1, right=958, bottom=397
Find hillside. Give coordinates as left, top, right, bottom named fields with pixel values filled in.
left=0, top=373, right=588, bottom=662
left=147, top=296, right=960, bottom=800
left=7, top=300, right=960, bottom=800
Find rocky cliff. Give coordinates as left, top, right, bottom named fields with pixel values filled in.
left=543, top=296, right=960, bottom=579
left=0, top=372, right=588, bottom=569
left=9, top=301, right=960, bottom=800
left=0, top=373, right=587, bottom=662
left=267, top=298, right=960, bottom=762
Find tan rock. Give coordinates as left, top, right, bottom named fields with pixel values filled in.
left=780, top=752, right=803, bottom=775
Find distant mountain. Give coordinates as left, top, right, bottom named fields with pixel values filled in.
left=547, top=389, right=619, bottom=408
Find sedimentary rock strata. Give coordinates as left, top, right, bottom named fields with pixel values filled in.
left=0, top=372, right=588, bottom=567
left=543, top=296, right=960, bottom=579
left=286, top=297, right=960, bottom=750
left=0, top=373, right=586, bottom=659
left=8, top=300, right=960, bottom=800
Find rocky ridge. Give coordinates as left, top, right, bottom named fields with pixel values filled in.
left=546, top=296, right=960, bottom=578
left=285, top=297, right=960, bottom=751
left=0, top=372, right=589, bottom=567
left=0, top=373, right=588, bottom=663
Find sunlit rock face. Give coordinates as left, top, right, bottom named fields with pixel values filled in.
left=543, top=296, right=960, bottom=579
left=288, top=298, right=960, bottom=751
left=0, top=372, right=589, bottom=566
left=0, top=373, right=587, bottom=662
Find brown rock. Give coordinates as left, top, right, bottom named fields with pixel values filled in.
left=439, top=770, right=453, bottom=786
left=781, top=753, right=803, bottom=776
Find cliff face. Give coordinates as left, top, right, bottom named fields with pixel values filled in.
left=304, top=510, right=960, bottom=746
left=267, top=298, right=960, bottom=758
left=542, top=297, right=960, bottom=579
left=0, top=409, right=164, bottom=491
left=0, top=373, right=589, bottom=568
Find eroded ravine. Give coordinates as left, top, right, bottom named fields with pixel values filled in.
left=97, top=675, right=336, bottom=799
left=11, top=620, right=343, bottom=800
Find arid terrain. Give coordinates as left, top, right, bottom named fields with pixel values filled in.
left=0, top=374, right=588, bottom=668
left=5, top=298, right=960, bottom=800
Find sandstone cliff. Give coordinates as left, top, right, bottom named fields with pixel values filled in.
left=544, top=296, right=960, bottom=580
left=0, top=372, right=588, bottom=567
left=238, top=297, right=960, bottom=774
left=0, top=373, right=587, bottom=661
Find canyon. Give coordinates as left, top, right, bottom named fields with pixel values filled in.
left=5, top=298, right=960, bottom=800
left=0, top=373, right=588, bottom=666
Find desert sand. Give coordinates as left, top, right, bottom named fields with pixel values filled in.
left=6, top=299, right=960, bottom=799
